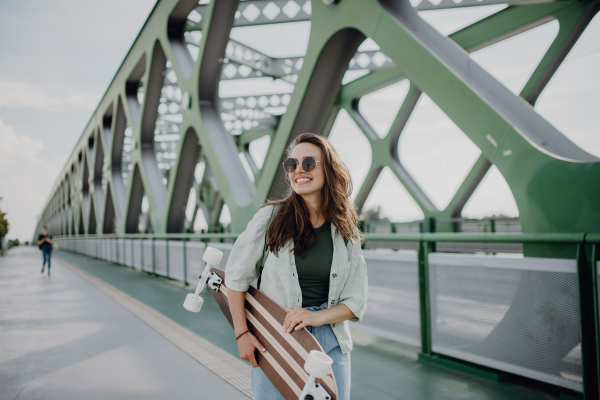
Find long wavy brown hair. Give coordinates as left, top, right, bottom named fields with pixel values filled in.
left=265, top=133, right=364, bottom=256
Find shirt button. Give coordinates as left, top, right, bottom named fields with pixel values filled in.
left=332, top=273, right=337, bottom=278
left=331, top=300, right=335, bottom=305
left=332, top=323, right=335, bottom=328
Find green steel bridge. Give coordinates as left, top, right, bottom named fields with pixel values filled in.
left=29, top=0, right=600, bottom=398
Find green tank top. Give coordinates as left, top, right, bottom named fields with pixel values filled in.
left=295, top=220, right=333, bottom=307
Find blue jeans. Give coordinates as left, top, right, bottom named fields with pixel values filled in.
left=251, top=302, right=351, bottom=400
left=42, top=247, right=52, bottom=272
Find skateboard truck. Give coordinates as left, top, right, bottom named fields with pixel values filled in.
left=299, top=350, right=334, bottom=400
left=207, top=272, right=222, bottom=292
left=183, top=247, right=223, bottom=313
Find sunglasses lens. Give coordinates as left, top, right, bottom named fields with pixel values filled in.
left=283, top=158, right=297, bottom=173
left=302, top=157, right=317, bottom=172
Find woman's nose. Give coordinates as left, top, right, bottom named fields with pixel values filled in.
left=290, top=162, right=304, bottom=173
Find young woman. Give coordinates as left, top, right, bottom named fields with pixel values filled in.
left=225, top=133, right=368, bottom=400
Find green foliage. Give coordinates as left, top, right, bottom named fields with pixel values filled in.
left=0, top=211, right=9, bottom=237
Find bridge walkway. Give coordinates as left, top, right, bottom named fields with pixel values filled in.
left=0, top=247, right=558, bottom=400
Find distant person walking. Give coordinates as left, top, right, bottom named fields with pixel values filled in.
left=38, top=226, right=53, bottom=276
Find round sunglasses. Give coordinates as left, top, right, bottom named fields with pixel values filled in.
left=282, top=156, right=322, bottom=173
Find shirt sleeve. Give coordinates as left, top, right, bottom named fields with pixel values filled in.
left=224, top=205, right=274, bottom=292
left=338, top=237, right=368, bottom=323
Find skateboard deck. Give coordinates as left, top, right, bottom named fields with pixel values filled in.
left=207, top=268, right=338, bottom=400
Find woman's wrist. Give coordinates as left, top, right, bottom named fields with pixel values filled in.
left=313, top=310, right=329, bottom=326
left=234, top=325, right=249, bottom=337
left=235, top=330, right=250, bottom=340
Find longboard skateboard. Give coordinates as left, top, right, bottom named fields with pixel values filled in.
left=183, top=247, right=337, bottom=400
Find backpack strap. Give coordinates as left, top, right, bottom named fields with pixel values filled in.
left=257, top=204, right=282, bottom=290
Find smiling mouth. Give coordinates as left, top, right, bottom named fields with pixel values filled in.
left=295, top=177, right=312, bottom=184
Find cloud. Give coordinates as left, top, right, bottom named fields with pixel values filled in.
left=0, top=117, right=61, bottom=240
left=0, top=79, right=100, bottom=112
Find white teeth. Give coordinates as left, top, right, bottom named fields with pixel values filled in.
left=296, top=178, right=310, bottom=183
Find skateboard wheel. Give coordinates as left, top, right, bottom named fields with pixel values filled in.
left=304, top=350, right=333, bottom=379
left=183, top=293, right=204, bottom=312
left=203, top=247, right=223, bottom=266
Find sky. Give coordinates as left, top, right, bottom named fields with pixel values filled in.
left=0, top=0, right=157, bottom=240
left=0, top=1, right=598, bottom=240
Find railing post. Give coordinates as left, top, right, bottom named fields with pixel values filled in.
left=576, top=242, right=599, bottom=399
left=152, top=237, right=156, bottom=276
left=418, top=239, right=434, bottom=355
left=593, top=243, right=600, bottom=394
left=131, top=238, right=135, bottom=269
left=490, top=218, right=496, bottom=233
left=183, top=238, right=188, bottom=286
left=424, top=217, right=436, bottom=251
left=424, top=217, right=435, bottom=232
left=141, top=237, right=144, bottom=272
left=166, top=238, right=170, bottom=279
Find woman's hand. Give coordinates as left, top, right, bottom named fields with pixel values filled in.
left=237, top=331, right=266, bottom=368
left=283, top=307, right=324, bottom=333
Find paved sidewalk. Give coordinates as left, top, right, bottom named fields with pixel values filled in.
left=1, top=247, right=560, bottom=400
left=0, top=247, right=248, bottom=400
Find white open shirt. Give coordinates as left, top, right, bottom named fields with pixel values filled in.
left=225, top=205, right=369, bottom=354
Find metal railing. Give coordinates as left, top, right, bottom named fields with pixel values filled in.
left=55, top=231, right=599, bottom=398
left=361, top=217, right=521, bottom=234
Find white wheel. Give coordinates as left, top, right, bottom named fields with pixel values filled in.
left=304, top=350, right=333, bottom=379
left=183, top=293, right=204, bottom=312
left=203, top=247, right=223, bottom=266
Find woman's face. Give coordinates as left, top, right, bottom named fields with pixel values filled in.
left=288, top=143, right=325, bottom=198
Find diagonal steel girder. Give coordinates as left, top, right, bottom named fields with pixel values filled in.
left=335, top=0, right=600, bottom=231
left=321, top=0, right=600, bottom=236
left=35, top=0, right=600, bottom=242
